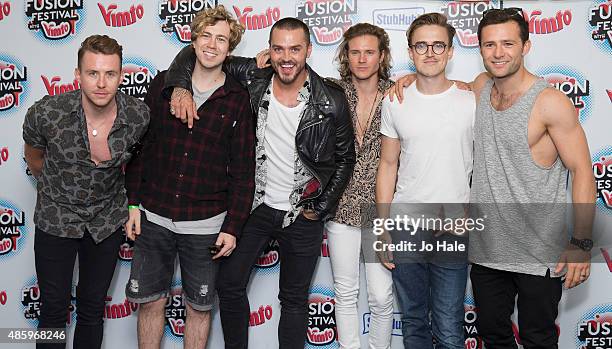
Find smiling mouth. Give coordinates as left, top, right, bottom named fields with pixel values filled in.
left=202, top=51, right=218, bottom=58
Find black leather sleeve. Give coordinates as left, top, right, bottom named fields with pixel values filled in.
left=314, top=91, right=356, bottom=220
left=162, top=46, right=258, bottom=97
left=162, top=45, right=196, bottom=99
left=224, top=56, right=259, bottom=88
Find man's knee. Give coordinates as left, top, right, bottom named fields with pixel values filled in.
left=139, top=297, right=167, bottom=314
left=185, top=302, right=211, bottom=319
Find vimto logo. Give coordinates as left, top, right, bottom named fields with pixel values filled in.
left=249, top=304, right=273, bottom=327
left=254, top=239, right=280, bottom=273
left=524, top=9, right=573, bottom=34
left=98, top=3, right=144, bottom=27
left=296, top=0, right=358, bottom=46
left=0, top=1, right=11, bottom=21
left=118, top=232, right=134, bottom=263
left=441, top=1, right=499, bottom=48
left=592, top=146, right=612, bottom=214
left=0, top=55, right=28, bottom=114
left=307, top=286, right=337, bottom=348
left=104, top=295, right=138, bottom=319
left=233, top=5, right=280, bottom=31
left=24, top=0, right=85, bottom=42
left=536, top=66, right=592, bottom=123
left=41, top=74, right=78, bottom=96
left=158, top=0, right=218, bottom=45
left=577, top=304, right=612, bottom=348
left=0, top=146, right=8, bottom=167
left=0, top=200, right=27, bottom=259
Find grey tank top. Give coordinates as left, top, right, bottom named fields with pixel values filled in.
left=469, top=78, right=568, bottom=276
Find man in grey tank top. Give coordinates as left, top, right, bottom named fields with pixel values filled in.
left=465, top=8, right=596, bottom=349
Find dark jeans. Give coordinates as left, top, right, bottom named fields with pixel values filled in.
left=34, top=228, right=123, bottom=349
left=470, top=264, right=562, bottom=349
left=217, top=204, right=324, bottom=349
left=392, top=262, right=467, bottom=349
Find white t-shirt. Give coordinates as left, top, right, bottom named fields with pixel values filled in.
left=380, top=82, right=475, bottom=212
left=263, top=85, right=305, bottom=211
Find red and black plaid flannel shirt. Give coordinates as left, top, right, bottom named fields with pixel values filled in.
left=126, top=70, right=255, bottom=237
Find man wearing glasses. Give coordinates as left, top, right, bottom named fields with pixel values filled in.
left=376, top=13, right=474, bottom=349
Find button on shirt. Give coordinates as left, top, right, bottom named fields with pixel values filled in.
left=22, top=90, right=150, bottom=243
left=125, top=71, right=255, bottom=237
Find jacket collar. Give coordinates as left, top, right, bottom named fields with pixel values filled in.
left=250, top=64, right=330, bottom=106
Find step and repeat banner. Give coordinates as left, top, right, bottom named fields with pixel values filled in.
left=0, top=0, right=611, bottom=348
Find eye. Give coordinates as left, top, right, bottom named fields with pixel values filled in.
left=434, top=43, right=445, bottom=50
left=89, top=72, right=97, bottom=77
left=217, top=37, right=227, bottom=43
left=291, top=47, right=299, bottom=53
left=415, top=43, right=427, bottom=51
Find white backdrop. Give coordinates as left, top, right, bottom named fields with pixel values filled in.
left=0, top=1, right=611, bottom=348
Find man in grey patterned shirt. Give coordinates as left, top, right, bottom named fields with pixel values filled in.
left=22, top=35, right=149, bottom=349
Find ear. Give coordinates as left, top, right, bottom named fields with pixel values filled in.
left=522, top=39, right=531, bottom=56
left=74, top=67, right=81, bottom=83
left=306, top=43, right=313, bottom=58
left=408, top=47, right=414, bottom=62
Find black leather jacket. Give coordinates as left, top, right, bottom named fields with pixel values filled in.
left=163, top=47, right=356, bottom=221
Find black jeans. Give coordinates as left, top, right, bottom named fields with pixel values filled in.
left=470, top=264, right=562, bottom=349
left=34, top=228, right=123, bottom=349
left=217, top=204, right=324, bottom=349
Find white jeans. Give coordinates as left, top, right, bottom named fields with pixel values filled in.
left=326, top=221, right=394, bottom=349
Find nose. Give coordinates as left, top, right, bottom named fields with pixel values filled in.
left=358, top=52, right=367, bottom=63
left=493, top=44, right=504, bottom=58
left=425, top=45, right=435, bottom=57
left=96, top=74, right=106, bottom=88
left=207, top=37, right=217, bottom=49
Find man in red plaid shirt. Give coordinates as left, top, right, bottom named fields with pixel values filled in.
left=123, top=5, right=254, bottom=349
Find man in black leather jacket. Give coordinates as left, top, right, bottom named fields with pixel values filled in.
left=164, top=17, right=355, bottom=348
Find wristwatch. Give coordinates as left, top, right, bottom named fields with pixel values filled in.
left=569, top=237, right=593, bottom=251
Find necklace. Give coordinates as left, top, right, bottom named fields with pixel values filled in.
left=86, top=117, right=111, bottom=137
left=355, top=89, right=379, bottom=145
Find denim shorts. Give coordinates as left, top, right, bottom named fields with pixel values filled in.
left=125, top=213, right=219, bottom=311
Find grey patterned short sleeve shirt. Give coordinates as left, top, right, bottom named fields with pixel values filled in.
left=22, top=90, right=150, bottom=243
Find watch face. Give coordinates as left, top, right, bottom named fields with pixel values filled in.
left=584, top=239, right=594, bottom=250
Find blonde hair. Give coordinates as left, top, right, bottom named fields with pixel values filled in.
left=335, top=23, right=391, bottom=81
left=190, top=5, right=245, bottom=51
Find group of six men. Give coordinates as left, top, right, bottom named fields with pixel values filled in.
left=23, top=4, right=595, bottom=349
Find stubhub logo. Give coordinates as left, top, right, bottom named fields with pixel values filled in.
left=372, top=7, right=425, bottom=31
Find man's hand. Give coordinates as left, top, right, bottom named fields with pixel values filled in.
left=255, top=49, right=271, bottom=68
left=387, top=74, right=416, bottom=103
left=170, top=87, right=198, bottom=128
left=555, top=245, right=591, bottom=289
left=125, top=207, right=141, bottom=240
left=377, top=230, right=395, bottom=270
left=212, top=232, right=236, bottom=260
left=302, top=209, right=320, bottom=221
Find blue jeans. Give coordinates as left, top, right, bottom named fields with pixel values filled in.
left=392, top=261, right=467, bottom=349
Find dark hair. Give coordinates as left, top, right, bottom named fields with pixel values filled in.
left=77, top=35, right=122, bottom=69
left=336, top=23, right=392, bottom=80
left=406, top=12, right=456, bottom=47
left=477, top=8, right=529, bottom=45
left=269, top=17, right=310, bottom=46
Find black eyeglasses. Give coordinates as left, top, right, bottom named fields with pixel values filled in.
left=409, top=41, right=448, bottom=55
left=482, top=7, right=525, bottom=20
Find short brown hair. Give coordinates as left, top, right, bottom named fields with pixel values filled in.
left=191, top=5, right=245, bottom=51
left=406, top=13, right=456, bottom=47
left=77, top=35, right=122, bottom=69
left=336, top=23, right=392, bottom=81
left=269, top=17, right=310, bottom=46
left=477, top=8, right=529, bottom=45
